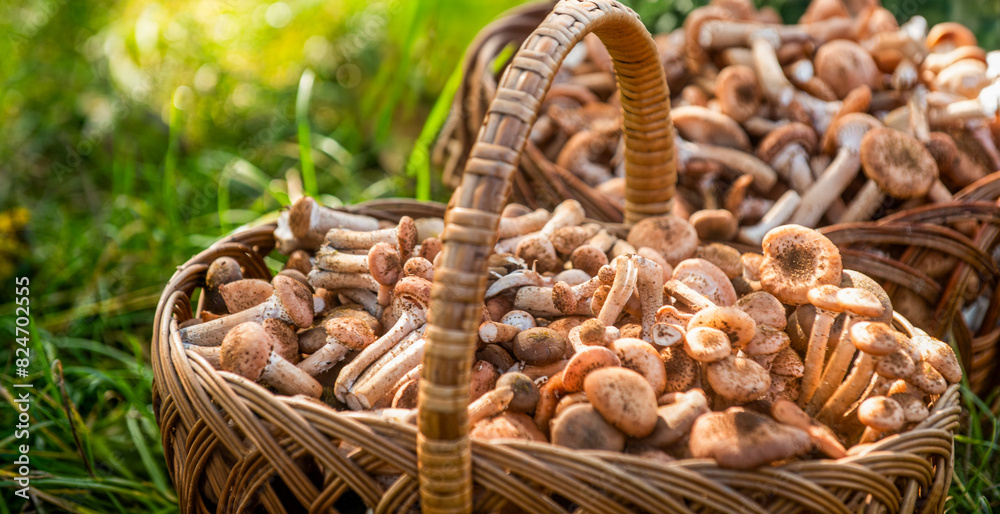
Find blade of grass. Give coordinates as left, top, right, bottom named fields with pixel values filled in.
left=52, top=359, right=95, bottom=478
left=405, top=56, right=463, bottom=201
left=126, top=407, right=171, bottom=497
left=296, top=69, right=317, bottom=197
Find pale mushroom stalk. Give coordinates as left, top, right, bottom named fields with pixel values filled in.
left=515, top=286, right=591, bottom=318
left=324, top=216, right=417, bottom=261
left=816, top=322, right=898, bottom=425
left=347, top=333, right=426, bottom=410
left=698, top=17, right=853, bottom=50
left=314, top=248, right=369, bottom=273
left=633, top=254, right=665, bottom=342
left=750, top=30, right=794, bottom=108
left=485, top=269, right=545, bottom=299
left=497, top=209, right=550, bottom=240
left=308, top=270, right=380, bottom=292
left=335, top=288, right=381, bottom=317
left=289, top=196, right=380, bottom=242
left=552, top=268, right=612, bottom=314
left=738, top=190, right=802, bottom=245
left=798, top=287, right=844, bottom=408
left=598, top=257, right=638, bottom=326
left=771, top=145, right=813, bottom=193
left=478, top=321, right=520, bottom=344
left=664, top=279, right=715, bottom=312
left=297, top=318, right=376, bottom=376
left=792, top=92, right=842, bottom=135
left=178, top=276, right=313, bottom=347
left=771, top=399, right=847, bottom=458
left=467, top=385, right=514, bottom=425
left=676, top=137, right=778, bottom=192
left=218, top=322, right=322, bottom=398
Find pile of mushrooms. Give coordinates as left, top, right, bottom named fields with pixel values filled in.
left=438, top=0, right=1000, bottom=245
left=175, top=195, right=962, bottom=470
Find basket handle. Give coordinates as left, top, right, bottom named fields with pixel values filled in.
left=418, top=1, right=675, bottom=511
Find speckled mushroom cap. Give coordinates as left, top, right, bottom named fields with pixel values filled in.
left=326, top=317, right=377, bottom=350
left=696, top=243, right=741, bottom=280
left=514, top=327, right=568, bottom=366
left=395, top=216, right=418, bottom=257
left=910, top=360, right=948, bottom=395
left=757, top=123, right=818, bottom=163
left=760, top=225, right=843, bottom=306
left=220, top=279, right=274, bottom=313
left=715, top=64, right=760, bottom=123
left=626, top=215, right=699, bottom=267
left=689, top=210, right=739, bottom=242
left=840, top=270, right=893, bottom=324
left=495, top=372, right=539, bottom=414
left=689, top=407, right=811, bottom=469
left=368, top=243, right=402, bottom=286
left=673, top=258, right=737, bottom=306
left=814, top=40, right=880, bottom=98
left=833, top=85, right=873, bottom=120
left=550, top=404, right=627, bottom=451
left=562, top=346, right=620, bottom=392
left=688, top=306, right=756, bottom=347
left=890, top=392, right=930, bottom=423
left=469, top=412, right=546, bottom=442
left=808, top=284, right=842, bottom=312
left=850, top=322, right=900, bottom=356
left=661, top=346, right=700, bottom=393
left=261, top=318, right=299, bottom=363
left=911, top=334, right=963, bottom=383
left=743, top=326, right=791, bottom=356
left=273, top=274, right=315, bottom=328
left=860, top=128, right=939, bottom=199
left=706, top=355, right=771, bottom=403
left=770, top=347, right=805, bottom=377
left=736, top=291, right=786, bottom=330
left=875, top=347, right=916, bottom=380
left=288, top=196, right=318, bottom=239
left=857, top=396, right=905, bottom=432
left=584, top=367, right=658, bottom=438
left=835, top=287, right=885, bottom=318
left=206, top=257, right=243, bottom=290
left=325, top=304, right=383, bottom=334
left=392, top=276, right=433, bottom=310
left=569, top=244, right=608, bottom=277
left=684, top=326, right=732, bottom=362
left=219, top=322, right=274, bottom=381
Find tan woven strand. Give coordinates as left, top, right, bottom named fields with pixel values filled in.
left=417, top=1, right=675, bottom=511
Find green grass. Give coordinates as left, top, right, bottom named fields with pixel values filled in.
left=0, top=0, right=998, bottom=512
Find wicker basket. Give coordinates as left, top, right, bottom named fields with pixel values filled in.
left=152, top=1, right=963, bottom=512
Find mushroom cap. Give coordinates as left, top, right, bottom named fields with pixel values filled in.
left=661, top=346, right=700, bottom=392
left=715, top=64, right=761, bottom=123
left=220, top=279, right=274, bottom=313
left=515, top=234, right=559, bottom=273
left=403, top=256, right=434, bottom=281
left=757, top=123, right=818, bottom=163
left=769, top=347, right=805, bottom=377
left=860, top=128, right=939, bottom=200
left=651, top=323, right=685, bottom=348
left=927, top=22, right=977, bottom=51
left=909, top=360, right=948, bottom=395
left=570, top=244, right=609, bottom=277
left=875, top=347, right=916, bottom=380
left=911, top=334, right=962, bottom=383
left=821, top=113, right=881, bottom=154
left=513, top=328, right=569, bottom=366
left=326, top=304, right=382, bottom=334
left=857, top=396, right=905, bottom=431
left=890, top=392, right=929, bottom=423
left=740, top=252, right=764, bottom=282
left=834, top=85, right=873, bottom=121
left=689, top=209, right=739, bottom=242
left=562, top=346, right=621, bottom=392
left=261, top=319, right=299, bottom=364
left=368, top=243, right=402, bottom=286
left=707, top=355, right=771, bottom=403
left=689, top=306, right=757, bottom=347
left=392, top=276, right=433, bottom=310
left=760, top=225, right=843, bottom=306
left=743, top=326, right=791, bottom=356
left=396, top=216, right=418, bottom=255
left=736, top=291, right=787, bottom=330
left=611, top=338, right=668, bottom=395
left=273, top=274, right=315, bottom=328
left=684, top=326, right=733, bottom=362
left=835, top=287, right=885, bottom=318
left=849, top=322, right=899, bottom=356
left=470, top=412, right=547, bottom=442
left=551, top=226, right=594, bottom=256
left=807, top=284, right=842, bottom=312
left=671, top=105, right=751, bottom=151
left=696, top=243, right=741, bottom=280
left=627, top=215, right=699, bottom=267
left=673, top=258, right=737, bottom=306
left=219, top=322, right=274, bottom=381
left=500, top=310, right=537, bottom=332
left=496, top=372, right=540, bottom=413
left=639, top=389, right=710, bottom=449
left=689, top=407, right=811, bottom=469
left=288, top=196, right=317, bottom=239
left=325, top=317, right=377, bottom=351
left=584, top=367, right=659, bottom=438
left=550, top=404, right=627, bottom=451
left=470, top=360, right=499, bottom=402
left=206, top=257, right=243, bottom=289
left=840, top=270, right=893, bottom=324
left=814, top=40, right=880, bottom=98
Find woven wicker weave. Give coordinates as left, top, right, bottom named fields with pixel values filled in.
left=152, top=1, right=963, bottom=512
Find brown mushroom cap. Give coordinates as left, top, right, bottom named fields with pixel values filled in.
left=736, top=291, right=787, bottom=330
left=325, top=304, right=382, bottom=334
left=470, top=412, right=547, bottom=442
left=612, top=338, right=668, bottom=395
left=220, top=279, right=274, bottom=313
left=671, top=105, right=752, bottom=151
left=890, top=392, right=929, bottom=423
left=514, top=328, right=569, bottom=366
left=219, top=322, right=274, bottom=381
left=550, top=404, right=627, bottom=451
left=820, top=112, right=882, bottom=155
left=857, top=396, right=905, bottom=431
left=911, top=334, right=962, bottom=383
left=661, top=346, right=700, bottom=393
left=627, top=215, right=699, bottom=267
left=673, top=258, right=737, bottom=306
left=288, top=196, right=318, bottom=239
left=696, top=243, right=741, bottom=280
left=760, top=225, right=843, bottom=306
left=570, top=244, right=609, bottom=276
left=368, top=243, right=401, bottom=286
left=689, top=306, right=757, bottom=347
left=807, top=284, right=842, bottom=312
left=859, top=128, right=939, bottom=200
left=835, top=287, right=884, bottom=318
left=927, top=22, right=977, bottom=51
left=562, top=346, right=621, bottom=392
left=393, top=276, right=433, bottom=310
left=875, top=347, right=916, bottom=380
left=273, top=275, right=315, bottom=328
left=770, top=346, right=805, bottom=377
left=707, top=355, right=771, bottom=403
left=850, top=322, right=899, bottom=356
left=496, top=372, right=540, bottom=414
left=639, top=389, right=710, bottom=449
left=689, top=407, right=811, bottom=469
left=684, top=326, right=732, bottom=362
left=743, top=326, right=791, bottom=356
left=715, top=64, right=761, bottom=123
left=261, top=319, right=299, bottom=363
left=910, top=360, right=948, bottom=395
left=515, top=235, right=559, bottom=273
left=689, top=209, right=739, bottom=242
left=815, top=40, right=880, bottom=98
left=840, top=270, right=893, bottom=324
left=325, top=316, right=377, bottom=351
left=757, top=123, right=818, bottom=163
left=206, top=257, right=243, bottom=290
left=584, top=367, right=659, bottom=438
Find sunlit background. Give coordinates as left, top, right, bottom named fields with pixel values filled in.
left=1, top=0, right=997, bottom=511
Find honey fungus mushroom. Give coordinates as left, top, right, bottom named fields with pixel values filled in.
left=759, top=225, right=843, bottom=306
left=689, top=407, right=811, bottom=469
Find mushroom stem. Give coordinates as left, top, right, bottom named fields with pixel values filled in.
left=325, top=216, right=417, bottom=261
left=598, top=257, right=639, bottom=326
left=838, top=180, right=885, bottom=223
left=315, top=248, right=369, bottom=273
left=516, top=286, right=590, bottom=318
left=798, top=308, right=837, bottom=407
left=485, top=270, right=545, bottom=299
left=699, top=17, right=853, bottom=50
left=738, top=190, right=802, bottom=245
left=289, top=196, right=380, bottom=242
left=468, top=386, right=514, bottom=425
left=347, top=335, right=426, bottom=410
left=817, top=352, right=875, bottom=425
left=497, top=209, right=550, bottom=239
left=259, top=352, right=324, bottom=398
left=677, top=138, right=778, bottom=191
left=633, top=255, right=665, bottom=342
left=333, top=307, right=426, bottom=401
left=308, top=270, right=380, bottom=292
left=789, top=143, right=863, bottom=227
left=751, top=31, right=794, bottom=108
left=772, top=145, right=813, bottom=193
left=335, top=288, right=381, bottom=317
left=664, top=279, right=716, bottom=312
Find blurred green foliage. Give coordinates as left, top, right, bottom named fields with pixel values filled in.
left=0, top=0, right=997, bottom=511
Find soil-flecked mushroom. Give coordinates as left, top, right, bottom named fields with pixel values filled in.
left=757, top=123, right=818, bottom=194
left=672, top=258, right=737, bottom=307
left=632, top=255, right=665, bottom=342
left=219, top=279, right=274, bottom=314
left=738, top=190, right=803, bottom=246
left=675, top=137, right=779, bottom=193
left=513, top=328, right=569, bottom=367
left=639, top=390, right=710, bottom=450
left=347, top=328, right=427, bottom=410
left=890, top=392, right=929, bottom=423
left=684, top=326, right=732, bottom=363
left=324, top=215, right=418, bottom=262
left=911, top=334, right=962, bottom=383
left=283, top=250, right=312, bottom=276
left=551, top=403, right=626, bottom=451
left=219, top=321, right=322, bottom=398
left=695, top=243, right=741, bottom=280
left=664, top=279, right=715, bottom=312
left=314, top=247, right=369, bottom=273
left=908, top=360, right=948, bottom=395
left=817, top=321, right=900, bottom=425
left=857, top=396, right=905, bottom=443
left=261, top=318, right=300, bottom=364
left=307, top=269, right=380, bottom=293
left=297, top=317, right=376, bottom=376
left=552, top=265, right=614, bottom=315
left=707, top=354, right=772, bottom=404
left=478, top=321, right=519, bottom=345
left=736, top=291, right=786, bottom=330
left=839, top=128, right=940, bottom=223
left=497, top=208, right=550, bottom=240
left=516, top=286, right=591, bottom=318
left=612, top=338, right=668, bottom=396
left=467, top=382, right=513, bottom=424
left=496, top=372, right=540, bottom=414
left=689, top=407, right=811, bottom=469
left=514, top=200, right=585, bottom=273
left=770, top=399, right=846, bottom=458
left=403, top=257, right=434, bottom=281
left=288, top=196, right=380, bottom=247
left=178, top=275, right=314, bottom=347
left=470, top=412, right=547, bottom=442
left=366, top=242, right=402, bottom=308
left=597, top=256, right=638, bottom=326
left=661, top=345, right=700, bottom=393
left=333, top=276, right=430, bottom=402
left=759, top=225, right=843, bottom=306
left=203, top=257, right=243, bottom=314
left=689, top=209, right=739, bottom=242
left=790, top=113, right=881, bottom=227
left=584, top=367, right=658, bottom=438
left=743, top=325, right=791, bottom=359
left=715, top=64, right=761, bottom=123
left=550, top=225, right=599, bottom=257
left=626, top=215, right=699, bottom=267
left=569, top=244, right=609, bottom=277
left=688, top=306, right=757, bottom=348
